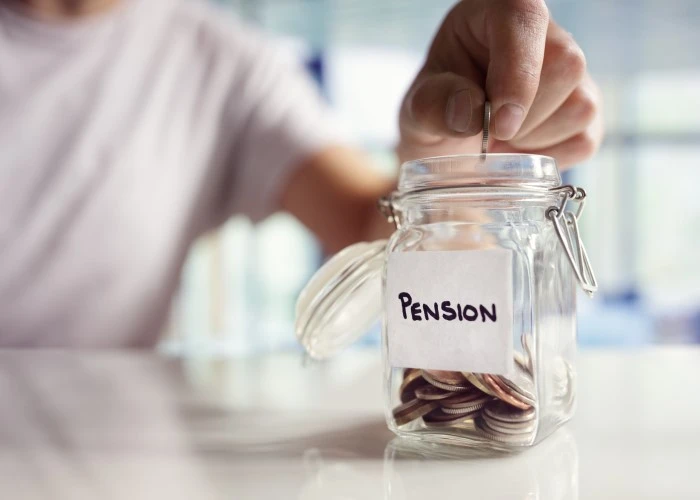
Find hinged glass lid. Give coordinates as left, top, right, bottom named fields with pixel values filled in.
left=295, top=239, right=387, bottom=359
left=399, top=153, right=561, bottom=192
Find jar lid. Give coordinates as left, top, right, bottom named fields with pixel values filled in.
left=295, top=239, right=387, bottom=359
left=399, top=154, right=560, bottom=193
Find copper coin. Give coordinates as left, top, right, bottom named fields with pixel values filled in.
left=481, top=374, right=532, bottom=411
left=498, top=376, right=535, bottom=406
left=414, top=384, right=453, bottom=401
left=422, top=371, right=471, bottom=392
left=497, top=362, right=535, bottom=406
left=399, top=369, right=426, bottom=403
left=392, top=398, right=439, bottom=426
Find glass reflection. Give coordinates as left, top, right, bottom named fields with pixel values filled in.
left=383, top=429, right=578, bottom=500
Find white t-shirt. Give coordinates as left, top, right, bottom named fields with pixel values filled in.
left=0, top=0, right=340, bottom=346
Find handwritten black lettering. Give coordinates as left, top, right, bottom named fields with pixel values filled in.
left=397, top=293, right=498, bottom=323
left=463, top=305, right=478, bottom=321
left=441, top=301, right=456, bottom=321
left=480, top=304, right=497, bottom=322
left=423, top=302, right=440, bottom=320
left=410, top=302, right=422, bottom=321
left=398, top=292, right=412, bottom=320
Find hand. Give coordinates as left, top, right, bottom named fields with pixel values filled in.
left=397, top=0, right=603, bottom=169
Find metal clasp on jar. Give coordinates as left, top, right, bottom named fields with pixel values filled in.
left=546, top=185, right=598, bottom=297
left=377, top=195, right=401, bottom=229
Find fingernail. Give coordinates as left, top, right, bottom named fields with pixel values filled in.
left=446, top=89, right=472, bottom=133
left=495, top=103, right=525, bottom=140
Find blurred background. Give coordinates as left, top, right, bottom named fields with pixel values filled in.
left=160, top=0, right=700, bottom=355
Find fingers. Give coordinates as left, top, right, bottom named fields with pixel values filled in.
left=511, top=21, right=588, bottom=140
left=508, top=76, right=600, bottom=150
left=403, top=71, right=486, bottom=138
left=485, top=0, right=550, bottom=141
left=398, top=0, right=603, bottom=167
left=490, top=105, right=604, bottom=169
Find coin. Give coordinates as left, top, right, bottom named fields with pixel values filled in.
left=499, top=378, right=535, bottom=407
left=481, top=417, right=536, bottom=435
left=422, top=370, right=466, bottom=386
left=520, top=333, right=534, bottom=373
left=463, top=372, right=498, bottom=397
left=481, top=374, right=532, bottom=410
left=481, top=101, right=491, bottom=155
left=441, top=391, right=492, bottom=409
left=497, top=363, right=536, bottom=406
left=514, top=350, right=531, bottom=375
left=483, top=400, right=536, bottom=423
left=552, top=358, right=573, bottom=400
left=422, top=371, right=471, bottom=392
left=399, top=369, right=427, bottom=403
left=482, top=413, right=534, bottom=429
left=393, top=398, right=439, bottom=427
left=441, top=402, right=489, bottom=415
left=415, top=385, right=453, bottom=401
left=474, top=415, right=533, bottom=445
left=423, top=408, right=479, bottom=428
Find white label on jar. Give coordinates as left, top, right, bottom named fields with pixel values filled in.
left=386, top=249, right=514, bottom=374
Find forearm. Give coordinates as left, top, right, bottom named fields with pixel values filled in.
left=281, top=146, right=395, bottom=254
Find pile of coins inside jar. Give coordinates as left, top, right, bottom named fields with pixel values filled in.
left=392, top=351, right=539, bottom=445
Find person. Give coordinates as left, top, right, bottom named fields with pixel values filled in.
left=0, top=0, right=603, bottom=346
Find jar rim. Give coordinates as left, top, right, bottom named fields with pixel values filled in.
left=398, top=153, right=561, bottom=193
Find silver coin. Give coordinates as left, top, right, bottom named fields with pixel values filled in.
left=483, top=400, right=536, bottom=424
left=497, top=363, right=536, bottom=406
left=514, top=350, right=530, bottom=373
left=440, top=401, right=489, bottom=415
left=481, top=416, right=536, bottom=435
left=482, top=413, right=535, bottom=429
left=520, top=333, right=535, bottom=374
left=475, top=416, right=533, bottom=445
left=552, top=358, right=573, bottom=400
left=481, top=412, right=537, bottom=434
left=481, top=374, right=532, bottom=410
left=415, top=384, right=453, bottom=401
left=441, top=391, right=492, bottom=409
left=481, top=101, right=491, bottom=155
left=422, top=371, right=471, bottom=392
left=499, top=379, right=535, bottom=405
left=423, top=409, right=479, bottom=428
left=422, top=370, right=466, bottom=386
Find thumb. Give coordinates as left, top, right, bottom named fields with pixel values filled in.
left=403, top=72, right=486, bottom=138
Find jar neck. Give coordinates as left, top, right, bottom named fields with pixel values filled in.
left=393, top=187, right=561, bottom=227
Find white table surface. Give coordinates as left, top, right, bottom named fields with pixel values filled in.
left=0, top=347, right=698, bottom=499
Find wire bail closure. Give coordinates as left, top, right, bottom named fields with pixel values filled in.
left=377, top=196, right=400, bottom=229
left=546, top=185, right=598, bottom=297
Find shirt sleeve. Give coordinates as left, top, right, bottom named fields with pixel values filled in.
left=217, top=25, right=345, bottom=224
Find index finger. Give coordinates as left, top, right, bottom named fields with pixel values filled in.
left=485, top=0, right=549, bottom=140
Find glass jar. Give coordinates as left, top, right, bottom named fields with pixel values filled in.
left=295, top=154, right=597, bottom=451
